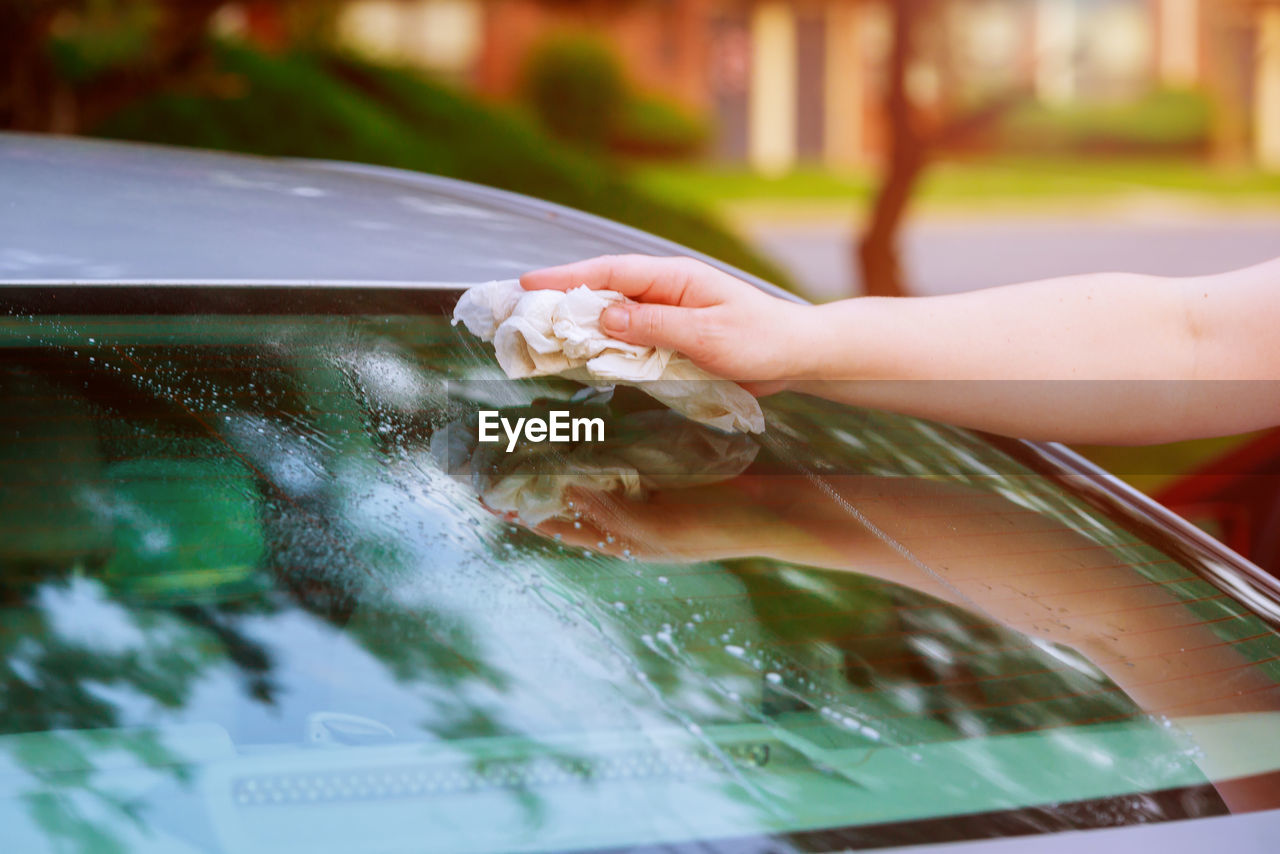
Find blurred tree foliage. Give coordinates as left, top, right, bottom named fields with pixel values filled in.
left=612, top=92, right=710, bottom=159
left=519, top=33, right=626, bottom=152
left=519, top=32, right=709, bottom=160
left=0, top=0, right=225, bottom=133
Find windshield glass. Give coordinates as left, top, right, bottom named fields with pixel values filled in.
left=3, top=303, right=1279, bottom=853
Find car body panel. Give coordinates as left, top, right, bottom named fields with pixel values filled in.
left=0, top=133, right=792, bottom=300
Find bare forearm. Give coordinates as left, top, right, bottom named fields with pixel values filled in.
left=791, top=262, right=1280, bottom=444
left=522, top=254, right=1280, bottom=444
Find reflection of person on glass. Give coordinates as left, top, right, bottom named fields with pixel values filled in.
left=540, top=474, right=1277, bottom=813
left=518, top=254, right=1280, bottom=813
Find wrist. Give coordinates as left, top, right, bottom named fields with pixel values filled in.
left=778, top=301, right=855, bottom=382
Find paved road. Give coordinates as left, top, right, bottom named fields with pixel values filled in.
left=747, top=217, right=1280, bottom=301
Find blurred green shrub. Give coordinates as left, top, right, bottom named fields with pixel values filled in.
left=91, top=43, right=793, bottom=290
left=999, top=89, right=1212, bottom=155
left=519, top=33, right=626, bottom=151
left=611, top=94, right=710, bottom=159
left=47, top=1, right=159, bottom=84
left=519, top=33, right=709, bottom=160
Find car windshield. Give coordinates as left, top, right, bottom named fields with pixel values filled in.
left=3, top=295, right=1280, bottom=854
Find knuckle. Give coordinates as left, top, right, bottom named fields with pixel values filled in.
left=598, top=255, right=624, bottom=290
left=670, top=257, right=705, bottom=302
left=637, top=306, right=665, bottom=339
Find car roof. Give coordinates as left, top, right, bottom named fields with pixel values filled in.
left=0, top=133, right=789, bottom=297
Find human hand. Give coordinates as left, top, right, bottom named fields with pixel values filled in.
left=535, top=478, right=838, bottom=567
left=520, top=255, right=814, bottom=385
left=532, top=474, right=946, bottom=571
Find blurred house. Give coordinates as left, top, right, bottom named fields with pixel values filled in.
left=321, top=0, right=1280, bottom=172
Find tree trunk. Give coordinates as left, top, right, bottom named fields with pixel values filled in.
left=0, top=5, right=62, bottom=132
left=857, top=155, right=924, bottom=298
left=856, top=0, right=929, bottom=298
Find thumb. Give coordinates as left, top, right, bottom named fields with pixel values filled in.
left=600, top=303, right=701, bottom=355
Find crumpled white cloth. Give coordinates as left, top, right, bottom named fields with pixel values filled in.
left=452, top=279, right=765, bottom=434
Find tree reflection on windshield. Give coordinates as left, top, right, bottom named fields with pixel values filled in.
left=0, top=332, right=545, bottom=851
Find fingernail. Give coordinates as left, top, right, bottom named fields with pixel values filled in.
left=601, top=306, right=629, bottom=333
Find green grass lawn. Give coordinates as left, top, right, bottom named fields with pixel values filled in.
left=633, top=157, right=1280, bottom=220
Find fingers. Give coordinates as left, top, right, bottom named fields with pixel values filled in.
left=534, top=490, right=638, bottom=557
left=599, top=302, right=708, bottom=358
left=520, top=255, right=729, bottom=307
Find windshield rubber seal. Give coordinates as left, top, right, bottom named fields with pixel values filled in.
left=0, top=281, right=466, bottom=314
